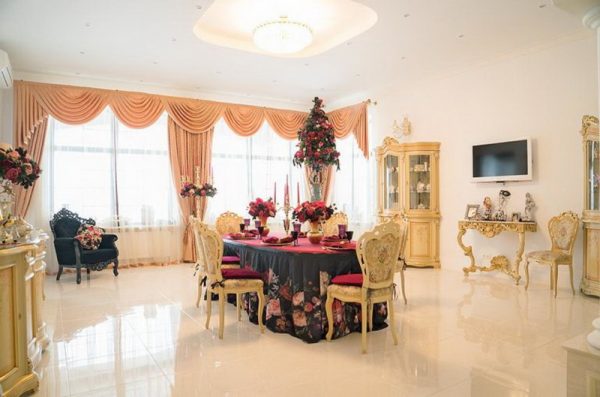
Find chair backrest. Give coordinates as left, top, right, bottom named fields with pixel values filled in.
left=322, top=212, right=348, bottom=236
left=548, top=211, right=580, bottom=256
left=395, top=217, right=409, bottom=272
left=215, top=211, right=244, bottom=235
left=356, top=221, right=402, bottom=290
left=190, top=215, right=209, bottom=273
left=197, top=224, right=224, bottom=282
left=49, top=208, right=95, bottom=238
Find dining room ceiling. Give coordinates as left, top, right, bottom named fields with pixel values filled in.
left=0, top=0, right=591, bottom=107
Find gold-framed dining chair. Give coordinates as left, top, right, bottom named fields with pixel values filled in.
left=325, top=221, right=401, bottom=353
left=524, top=211, right=580, bottom=297
left=395, top=217, right=409, bottom=305
left=215, top=211, right=244, bottom=235
left=196, top=223, right=265, bottom=339
left=322, top=212, right=348, bottom=236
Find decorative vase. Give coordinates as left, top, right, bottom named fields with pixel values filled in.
left=259, top=216, right=270, bottom=236
left=308, top=167, right=323, bottom=201
left=307, top=220, right=323, bottom=244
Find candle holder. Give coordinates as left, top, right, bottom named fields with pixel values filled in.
left=180, top=166, right=202, bottom=219
left=279, top=202, right=292, bottom=235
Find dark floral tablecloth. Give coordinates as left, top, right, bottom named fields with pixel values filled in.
left=224, top=238, right=387, bottom=343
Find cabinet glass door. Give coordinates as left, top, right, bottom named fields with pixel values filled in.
left=384, top=154, right=400, bottom=211
left=408, top=154, right=431, bottom=210
left=588, top=140, right=599, bottom=211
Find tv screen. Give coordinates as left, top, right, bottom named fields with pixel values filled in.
left=472, top=139, right=531, bottom=182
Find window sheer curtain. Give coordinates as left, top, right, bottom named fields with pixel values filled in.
left=205, top=120, right=305, bottom=229
left=34, top=108, right=182, bottom=273
left=330, top=135, right=376, bottom=236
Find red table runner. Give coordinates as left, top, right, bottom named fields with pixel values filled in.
left=224, top=236, right=356, bottom=254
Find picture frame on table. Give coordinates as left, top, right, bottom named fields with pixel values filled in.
left=511, top=212, right=521, bottom=222
left=465, top=204, right=480, bottom=220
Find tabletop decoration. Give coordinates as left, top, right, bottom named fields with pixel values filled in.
left=248, top=197, right=276, bottom=236
left=292, top=200, right=336, bottom=244
left=280, top=175, right=292, bottom=234
left=293, top=97, right=340, bottom=201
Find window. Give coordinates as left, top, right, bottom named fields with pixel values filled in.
left=330, top=136, right=376, bottom=233
left=49, top=109, right=179, bottom=227
left=206, top=120, right=304, bottom=223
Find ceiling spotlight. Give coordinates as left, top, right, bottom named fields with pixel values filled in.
left=253, top=16, right=313, bottom=54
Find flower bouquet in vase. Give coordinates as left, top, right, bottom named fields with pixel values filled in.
left=248, top=197, right=276, bottom=236
left=0, top=144, right=42, bottom=242
left=179, top=182, right=217, bottom=198
left=292, top=201, right=335, bottom=244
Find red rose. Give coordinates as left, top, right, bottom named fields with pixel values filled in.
left=5, top=167, right=20, bottom=182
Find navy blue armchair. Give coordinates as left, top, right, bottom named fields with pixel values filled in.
left=49, top=208, right=119, bottom=284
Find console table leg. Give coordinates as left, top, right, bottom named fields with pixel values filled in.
left=457, top=227, right=476, bottom=276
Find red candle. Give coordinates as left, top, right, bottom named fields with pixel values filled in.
left=284, top=175, right=290, bottom=206
left=274, top=182, right=277, bottom=207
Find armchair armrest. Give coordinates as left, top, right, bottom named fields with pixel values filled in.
left=53, top=237, right=81, bottom=266
left=99, top=233, right=118, bottom=249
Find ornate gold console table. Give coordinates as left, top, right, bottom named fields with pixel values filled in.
left=0, top=235, right=49, bottom=397
left=457, top=220, right=537, bottom=285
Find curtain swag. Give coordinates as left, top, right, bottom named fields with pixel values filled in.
left=14, top=81, right=369, bottom=153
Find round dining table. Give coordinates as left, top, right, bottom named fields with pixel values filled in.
left=223, top=236, right=388, bottom=343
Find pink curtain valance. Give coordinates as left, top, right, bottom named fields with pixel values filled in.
left=328, top=101, right=369, bottom=158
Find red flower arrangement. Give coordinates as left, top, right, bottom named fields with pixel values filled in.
left=179, top=182, right=217, bottom=198
left=0, top=146, right=41, bottom=188
left=293, top=97, right=340, bottom=172
left=248, top=197, right=276, bottom=219
left=292, top=201, right=336, bottom=223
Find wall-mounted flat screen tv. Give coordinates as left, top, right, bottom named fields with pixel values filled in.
left=472, top=138, right=532, bottom=182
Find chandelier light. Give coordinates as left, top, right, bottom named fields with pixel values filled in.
left=253, top=17, right=313, bottom=54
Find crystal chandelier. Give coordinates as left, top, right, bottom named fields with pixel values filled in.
left=253, top=17, right=313, bottom=54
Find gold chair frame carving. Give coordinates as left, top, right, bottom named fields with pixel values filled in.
left=322, top=212, right=348, bottom=237
left=325, top=221, right=401, bottom=353
left=215, top=211, right=244, bottom=236
left=525, top=211, right=580, bottom=297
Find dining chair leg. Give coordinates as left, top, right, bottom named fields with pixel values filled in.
left=524, top=259, right=530, bottom=290
left=325, top=291, right=334, bottom=341
left=236, top=293, right=241, bottom=321
left=196, top=277, right=203, bottom=308
left=568, top=264, right=575, bottom=295
left=388, top=299, right=398, bottom=346
left=257, top=289, right=265, bottom=333
left=368, top=302, right=374, bottom=332
left=205, top=286, right=212, bottom=329
left=361, top=300, right=368, bottom=354
left=550, top=266, right=554, bottom=290
left=552, top=263, right=558, bottom=298
left=400, top=268, right=407, bottom=304
left=218, top=290, right=225, bottom=339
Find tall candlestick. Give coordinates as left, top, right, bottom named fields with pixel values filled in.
left=297, top=182, right=300, bottom=205
left=274, top=182, right=277, bottom=208
left=284, top=175, right=290, bottom=206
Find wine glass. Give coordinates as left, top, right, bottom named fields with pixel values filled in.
left=290, top=231, right=299, bottom=246
left=239, top=223, right=245, bottom=233
left=254, top=219, right=261, bottom=229
left=345, top=231, right=354, bottom=241
left=338, top=224, right=347, bottom=240
left=257, top=226, right=265, bottom=238
left=244, top=218, right=251, bottom=230
left=293, top=222, right=302, bottom=233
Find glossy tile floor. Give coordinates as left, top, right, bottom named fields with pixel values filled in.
left=33, top=264, right=599, bottom=397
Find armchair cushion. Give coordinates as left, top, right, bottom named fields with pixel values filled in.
left=75, top=224, right=104, bottom=250
left=81, top=248, right=118, bottom=264
left=331, top=273, right=363, bottom=287
left=221, top=268, right=262, bottom=280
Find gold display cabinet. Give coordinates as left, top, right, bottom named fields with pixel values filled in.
left=376, top=138, right=441, bottom=268
left=0, top=235, right=49, bottom=397
left=581, top=115, right=600, bottom=297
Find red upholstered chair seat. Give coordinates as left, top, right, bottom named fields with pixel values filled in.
left=222, top=255, right=241, bottom=264
left=331, top=273, right=363, bottom=286
left=221, top=268, right=262, bottom=280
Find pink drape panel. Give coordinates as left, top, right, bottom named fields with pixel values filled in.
left=328, top=102, right=369, bottom=158
left=167, top=118, right=213, bottom=262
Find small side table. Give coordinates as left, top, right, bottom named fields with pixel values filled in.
left=457, top=220, right=537, bottom=285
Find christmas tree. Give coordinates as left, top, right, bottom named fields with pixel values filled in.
left=293, top=97, right=340, bottom=172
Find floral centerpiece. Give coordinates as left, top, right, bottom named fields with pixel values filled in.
left=248, top=197, right=276, bottom=236
left=0, top=145, right=41, bottom=189
left=179, top=182, right=217, bottom=198
left=292, top=200, right=336, bottom=244
left=293, top=97, right=340, bottom=201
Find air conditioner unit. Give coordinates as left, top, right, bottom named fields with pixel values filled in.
left=0, top=50, right=13, bottom=89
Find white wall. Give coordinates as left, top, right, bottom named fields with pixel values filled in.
left=0, top=87, right=12, bottom=145
left=370, top=36, right=598, bottom=284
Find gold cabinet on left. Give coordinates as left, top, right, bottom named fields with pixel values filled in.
left=0, top=235, right=49, bottom=397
